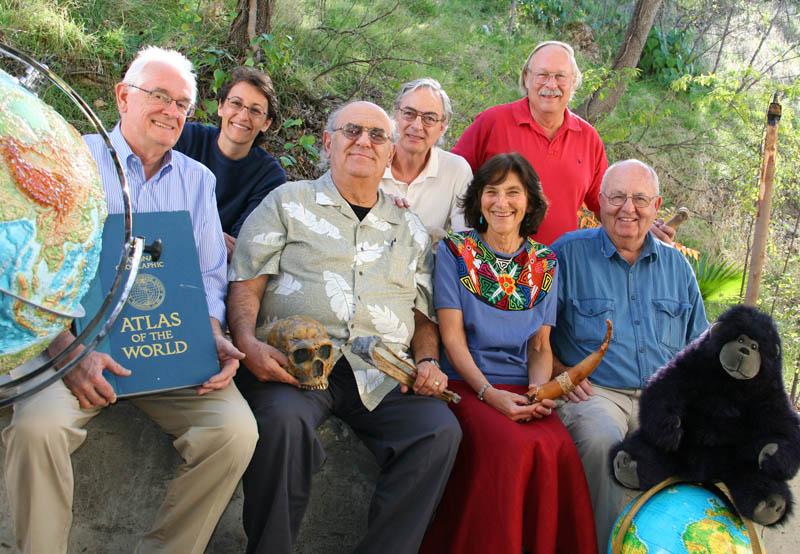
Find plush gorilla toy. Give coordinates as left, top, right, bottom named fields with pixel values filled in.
left=612, top=304, right=800, bottom=525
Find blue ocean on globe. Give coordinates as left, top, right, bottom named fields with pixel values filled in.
left=609, top=483, right=753, bottom=554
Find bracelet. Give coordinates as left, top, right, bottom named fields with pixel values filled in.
left=477, top=383, right=493, bottom=401
left=416, top=357, right=440, bottom=367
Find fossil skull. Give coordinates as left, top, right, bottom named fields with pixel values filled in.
left=265, top=316, right=334, bottom=390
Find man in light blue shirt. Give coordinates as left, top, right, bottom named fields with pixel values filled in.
left=3, top=46, right=257, bottom=554
left=551, top=159, right=708, bottom=550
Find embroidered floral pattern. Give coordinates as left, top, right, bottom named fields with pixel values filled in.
left=444, top=230, right=556, bottom=311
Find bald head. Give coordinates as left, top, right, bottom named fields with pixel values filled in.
left=322, top=101, right=395, bottom=189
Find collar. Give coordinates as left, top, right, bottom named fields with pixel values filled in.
left=315, top=171, right=402, bottom=226
left=599, top=227, right=658, bottom=261
left=510, top=98, right=582, bottom=135
left=383, top=147, right=440, bottom=184
left=110, top=123, right=173, bottom=178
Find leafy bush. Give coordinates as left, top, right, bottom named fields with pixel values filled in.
left=638, top=27, right=698, bottom=85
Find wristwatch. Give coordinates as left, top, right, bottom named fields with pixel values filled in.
left=416, top=357, right=440, bottom=367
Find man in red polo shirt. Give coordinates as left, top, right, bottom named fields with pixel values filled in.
left=453, top=40, right=672, bottom=245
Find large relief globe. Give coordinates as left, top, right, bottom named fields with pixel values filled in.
left=0, top=67, right=107, bottom=372
left=0, top=44, right=142, bottom=406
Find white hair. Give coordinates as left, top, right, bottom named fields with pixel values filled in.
left=392, top=77, right=452, bottom=147
left=519, top=40, right=582, bottom=100
left=601, top=159, right=660, bottom=195
left=123, top=46, right=197, bottom=103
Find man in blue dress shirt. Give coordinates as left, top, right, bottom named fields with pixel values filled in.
left=2, top=47, right=257, bottom=554
left=550, top=159, right=708, bottom=550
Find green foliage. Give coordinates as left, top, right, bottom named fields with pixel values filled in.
left=279, top=118, right=319, bottom=168
left=518, top=0, right=572, bottom=30
left=690, top=255, right=744, bottom=303
left=638, top=27, right=699, bottom=85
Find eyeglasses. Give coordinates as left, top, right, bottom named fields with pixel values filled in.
left=532, top=71, right=572, bottom=85
left=398, top=107, right=445, bottom=127
left=333, top=123, right=391, bottom=145
left=601, top=192, right=659, bottom=208
left=125, top=84, right=195, bottom=117
left=225, top=97, right=268, bottom=119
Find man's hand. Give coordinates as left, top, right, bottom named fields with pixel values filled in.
left=387, top=193, right=410, bottom=209
left=239, top=337, right=299, bottom=386
left=401, top=360, right=447, bottom=397
left=223, top=232, right=237, bottom=261
left=62, top=350, right=131, bottom=409
left=529, top=398, right=556, bottom=419
left=197, top=333, right=246, bottom=395
left=566, top=379, right=594, bottom=403
left=651, top=220, right=675, bottom=244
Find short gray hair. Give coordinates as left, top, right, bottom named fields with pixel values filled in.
left=393, top=78, right=453, bottom=123
left=123, top=46, right=197, bottom=104
left=519, top=40, right=582, bottom=100
left=319, top=101, right=396, bottom=169
left=601, top=159, right=660, bottom=195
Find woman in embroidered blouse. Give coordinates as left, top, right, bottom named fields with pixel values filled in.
left=420, top=153, right=597, bottom=554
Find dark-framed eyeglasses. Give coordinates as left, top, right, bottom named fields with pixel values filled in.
left=225, top=97, right=268, bottom=119
left=532, top=71, right=571, bottom=85
left=125, top=84, right=195, bottom=117
left=398, top=107, right=445, bottom=127
left=601, top=192, right=659, bottom=208
left=333, top=123, right=391, bottom=145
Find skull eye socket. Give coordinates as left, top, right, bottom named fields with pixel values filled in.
left=292, top=349, right=313, bottom=364
left=318, top=345, right=332, bottom=359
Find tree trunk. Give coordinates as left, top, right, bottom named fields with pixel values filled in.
left=575, top=0, right=663, bottom=123
left=230, top=0, right=276, bottom=54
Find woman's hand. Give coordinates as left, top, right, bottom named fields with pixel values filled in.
left=528, top=398, right=556, bottom=419
left=483, top=387, right=538, bottom=422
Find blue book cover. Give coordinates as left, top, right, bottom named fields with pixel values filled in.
left=77, top=211, right=220, bottom=397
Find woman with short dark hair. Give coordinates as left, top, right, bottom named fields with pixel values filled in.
left=421, top=153, right=597, bottom=553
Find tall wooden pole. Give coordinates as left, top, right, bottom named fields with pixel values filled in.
left=744, top=93, right=782, bottom=306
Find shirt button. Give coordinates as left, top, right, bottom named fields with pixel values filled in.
left=639, top=347, right=645, bottom=353
left=358, top=271, right=364, bottom=276
left=634, top=320, right=640, bottom=325
left=631, top=295, right=637, bottom=300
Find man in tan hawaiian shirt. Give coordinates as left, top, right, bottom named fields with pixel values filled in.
left=227, top=100, right=462, bottom=554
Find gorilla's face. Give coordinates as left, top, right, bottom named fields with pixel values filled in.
left=719, top=334, right=761, bottom=380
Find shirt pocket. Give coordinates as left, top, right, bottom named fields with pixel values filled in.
left=652, top=299, right=691, bottom=351
left=386, top=246, right=418, bottom=290
left=571, top=298, right=615, bottom=343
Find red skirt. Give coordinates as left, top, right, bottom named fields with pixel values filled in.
left=421, top=381, right=598, bottom=554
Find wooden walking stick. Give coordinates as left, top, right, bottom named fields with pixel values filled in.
left=745, top=93, right=782, bottom=306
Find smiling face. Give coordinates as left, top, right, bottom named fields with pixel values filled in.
left=524, top=44, right=574, bottom=121
left=217, top=81, right=272, bottom=149
left=394, top=87, right=446, bottom=157
left=600, top=162, right=663, bottom=253
left=480, top=171, right=529, bottom=239
left=323, top=101, right=394, bottom=184
left=116, top=61, right=192, bottom=158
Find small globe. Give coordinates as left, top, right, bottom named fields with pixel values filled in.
left=0, top=67, right=107, bottom=373
left=609, top=483, right=754, bottom=554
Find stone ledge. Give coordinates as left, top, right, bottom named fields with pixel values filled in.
left=0, top=403, right=797, bottom=553
left=0, top=403, right=376, bottom=553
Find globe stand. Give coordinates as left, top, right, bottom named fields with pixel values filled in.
left=0, top=42, right=144, bottom=407
left=611, top=476, right=765, bottom=554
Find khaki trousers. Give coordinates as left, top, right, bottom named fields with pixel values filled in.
left=2, top=376, right=258, bottom=554
left=558, top=384, right=641, bottom=553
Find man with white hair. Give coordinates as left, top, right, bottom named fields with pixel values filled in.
left=228, top=100, right=461, bottom=554
left=380, top=78, right=472, bottom=239
left=550, top=159, right=708, bottom=549
left=2, top=46, right=258, bottom=554
left=454, top=41, right=675, bottom=245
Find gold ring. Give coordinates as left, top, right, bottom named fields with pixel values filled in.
left=434, top=380, right=441, bottom=387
